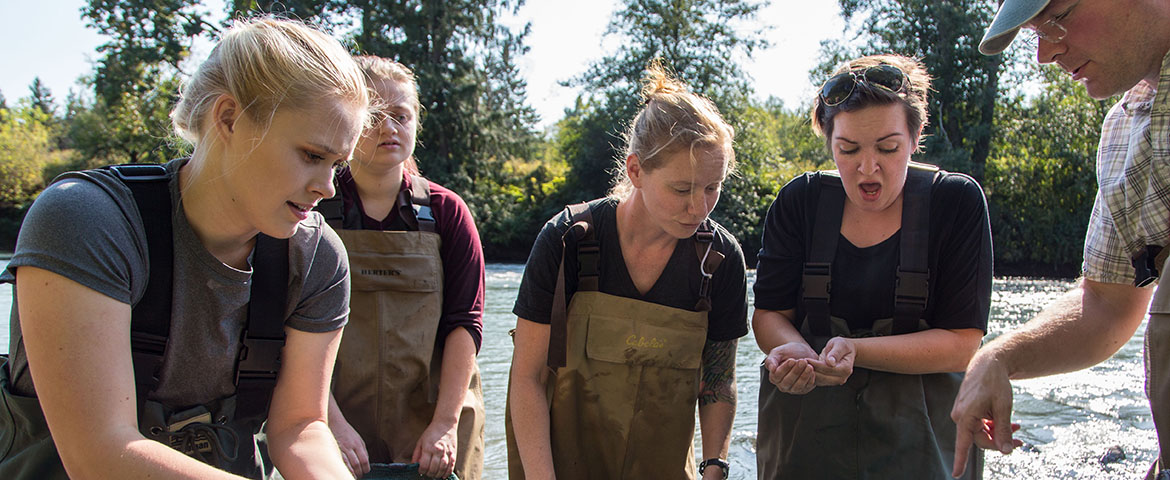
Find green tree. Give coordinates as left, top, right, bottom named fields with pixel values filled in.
left=0, top=104, right=58, bottom=209
left=824, top=0, right=1002, bottom=181
left=235, top=0, right=545, bottom=255
left=77, top=0, right=208, bottom=166
left=984, top=62, right=1114, bottom=275
left=0, top=90, right=7, bottom=111
left=28, top=78, right=55, bottom=117
left=560, top=0, right=770, bottom=201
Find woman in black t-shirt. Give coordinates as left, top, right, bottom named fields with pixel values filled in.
left=753, top=54, right=992, bottom=479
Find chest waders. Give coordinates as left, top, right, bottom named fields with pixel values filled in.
left=504, top=203, right=724, bottom=480
left=0, top=163, right=289, bottom=479
left=318, top=175, right=485, bottom=480
left=756, top=164, right=982, bottom=480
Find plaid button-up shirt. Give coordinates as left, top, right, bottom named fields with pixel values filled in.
left=1083, top=52, right=1170, bottom=285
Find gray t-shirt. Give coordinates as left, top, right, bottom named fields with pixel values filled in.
left=2, top=158, right=350, bottom=407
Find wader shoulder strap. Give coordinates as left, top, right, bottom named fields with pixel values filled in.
left=110, top=165, right=174, bottom=401
left=235, top=233, right=289, bottom=421
left=403, top=174, right=436, bottom=233
left=111, top=163, right=290, bottom=416
left=692, top=220, right=725, bottom=312
left=802, top=172, right=844, bottom=337
left=548, top=203, right=595, bottom=368
left=893, top=163, right=937, bottom=335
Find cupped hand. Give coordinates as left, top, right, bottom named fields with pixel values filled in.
left=763, top=343, right=819, bottom=394
left=808, top=336, right=855, bottom=386
left=413, top=419, right=459, bottom=478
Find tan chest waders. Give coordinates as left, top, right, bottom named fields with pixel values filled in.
left=756, top=164, right=982, bottom=480
left=505, top=203, right=724, bottom=480
left=326, top=176, right=485, bottom=480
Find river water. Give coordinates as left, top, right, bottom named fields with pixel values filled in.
left=0, top=262, right=1158, bottom=479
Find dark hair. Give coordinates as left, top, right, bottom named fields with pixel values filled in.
left=811, top=54, right=931, bottom=151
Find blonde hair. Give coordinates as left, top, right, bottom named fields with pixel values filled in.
left=811, top=54, right=931, bottom=151
left=170, top=16, right=370, bottom=147
left=611, top=60, right=736, bottom=199
left=353, top=55, right=422, bottom=175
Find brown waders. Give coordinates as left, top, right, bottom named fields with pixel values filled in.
left=330, top=193, right=485, bottom=480
left=507, top=291, right=708, bottom=480
left=505, top=203, right=723, bottom=480
left=757, top=165, right=981, bottom=479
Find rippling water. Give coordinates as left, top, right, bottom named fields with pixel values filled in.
left=0, top=262, right=1158, bottom=479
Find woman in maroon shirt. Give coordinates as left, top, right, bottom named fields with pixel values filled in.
left=325, top=56, right=486, bottom=480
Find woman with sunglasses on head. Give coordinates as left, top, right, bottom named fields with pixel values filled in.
left=0, top=17, right=367, bottom=479
left=507, top=61, right=748, bottom=480
left=753, top=54, right=991, bottom=479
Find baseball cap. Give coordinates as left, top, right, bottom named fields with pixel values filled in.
left=979, top=0, right=1051, bottom=55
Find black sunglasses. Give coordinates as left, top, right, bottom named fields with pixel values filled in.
left=819, top=64, right=907, bottom=107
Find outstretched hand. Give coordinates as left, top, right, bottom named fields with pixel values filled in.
left=950, top=351, right=1021, bottom=477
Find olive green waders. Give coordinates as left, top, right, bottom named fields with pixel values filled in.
left=757, top=166, right=981, bottom=479
left=1146, top=251, right=1170, bottom=480
left=506, top=291, right=708, bottom=480
left=332, top=227, right=485, bottom=480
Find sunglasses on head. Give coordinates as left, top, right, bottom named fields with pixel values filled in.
left=819, top=64, right=907, bottom=107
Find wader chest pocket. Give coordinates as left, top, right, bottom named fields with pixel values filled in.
left=584, top=315, right=704, bottom=369
left=349, top=252, right=441, bottom=293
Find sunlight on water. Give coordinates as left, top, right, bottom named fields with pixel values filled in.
left=0, top=262, right=1159, bottom=479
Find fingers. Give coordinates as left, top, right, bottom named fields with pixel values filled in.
left=768, top=358, right=816, bottom=394
left=991, top=396, right=1015, bottom=454
left=341, top=447, right=360, bottom=479
left=952, top=419, right=974, bottom=478
left=354, top=442, right=370, bottom=475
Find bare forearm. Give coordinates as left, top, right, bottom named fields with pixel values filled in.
left=698, top=401, right=734, bottom=462
left=751, top=309, right=805, bottom=353
left=267, top=420, right=351, bottom=479
left=988, top=279, right=1150, bottom=379
left=510, top=319, right=556, bottom=479
left=850, top=328, right=983, bottom=374
left=432, top=327, right=477, bottom=427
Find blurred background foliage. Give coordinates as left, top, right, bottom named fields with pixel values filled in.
left=0, top=0, right=1109, bottom=276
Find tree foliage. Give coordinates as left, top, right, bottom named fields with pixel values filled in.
left=0, top=103, right=68, bottom=209
left=823, top=0, right=1002, bottom=180
left=984, top=62, right=1114, bottom=275
left=559, top=0, right=770, bottom=202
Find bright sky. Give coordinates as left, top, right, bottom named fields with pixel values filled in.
left=0, top=0, right=843, bottom=128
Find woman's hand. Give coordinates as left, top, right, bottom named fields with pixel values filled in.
left=809, top=336, right=856, bottom=386
left=413, top=419, right=459, bottom=478
left=763, top=342, right=818, bottom=394
left=329, top=413, right=369, bottom=478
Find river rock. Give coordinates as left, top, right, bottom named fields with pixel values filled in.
left=1099, top=445, right=1126, bottom=464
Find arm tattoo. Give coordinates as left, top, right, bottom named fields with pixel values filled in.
left=698, top=338, right=738, bottom=407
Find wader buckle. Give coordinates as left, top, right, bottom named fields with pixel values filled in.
left=801, top=262, right=832, bottom=300
left=895, top=269, right=929, bottom=306
left=1133, top=245, right=1164, bottom=287
left=235, top=336, right=282, bottom=383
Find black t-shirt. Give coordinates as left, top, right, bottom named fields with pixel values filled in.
left=753, top=170, right=992, bottom=332
left=513, top=197, right=749, bottom=342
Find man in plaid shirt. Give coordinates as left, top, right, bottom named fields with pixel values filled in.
left=949, top=1, right=1170, bottom=478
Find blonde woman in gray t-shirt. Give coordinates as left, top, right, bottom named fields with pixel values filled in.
left=0, top=17, right=370, bottom=480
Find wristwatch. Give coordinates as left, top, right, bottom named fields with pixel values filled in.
left=699, top=457, right=730, bottom=479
